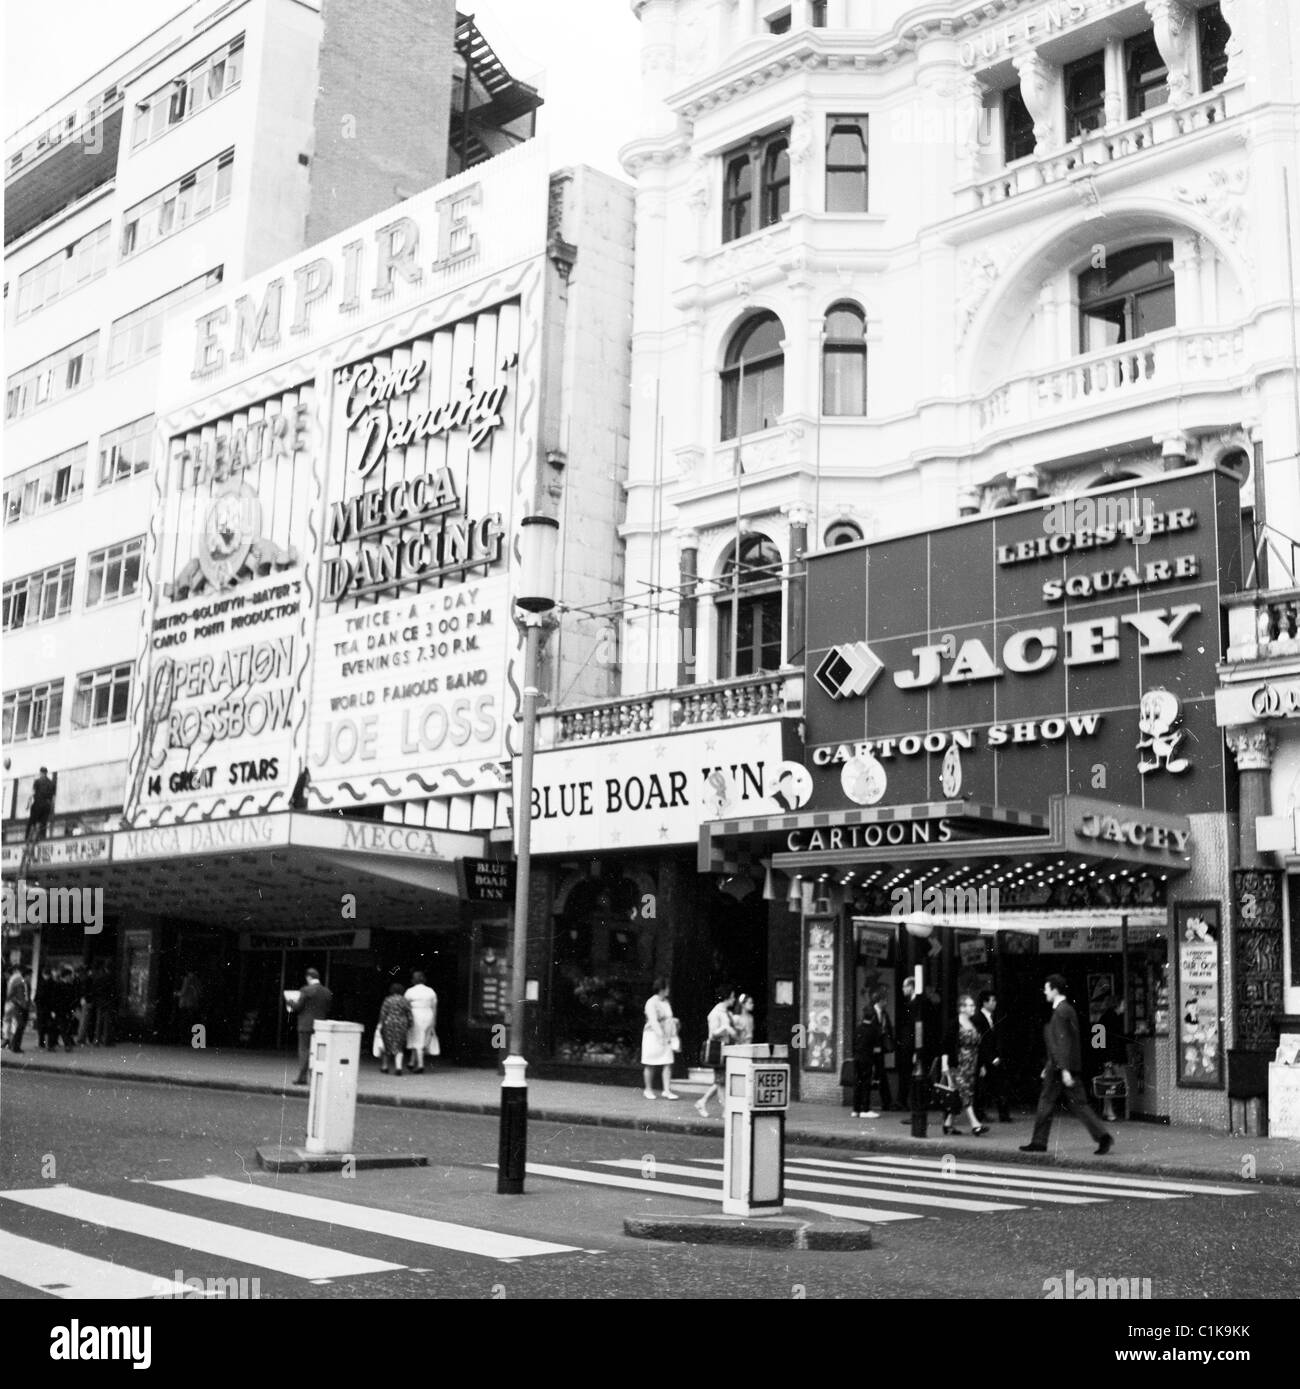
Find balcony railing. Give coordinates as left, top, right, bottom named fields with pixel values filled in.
left=543, top=670, right=803, bottom=748
left=975, top=325, right=1247, bottom=435
left=1224, top=587, right=1300, bottom=666
left=971, top=88, right=1234, bottom=209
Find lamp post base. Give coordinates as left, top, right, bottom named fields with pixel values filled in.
left=497, top=1054, right=528, bottom=1194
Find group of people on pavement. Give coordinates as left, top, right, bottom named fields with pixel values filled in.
left=3, top=961, right=115, bottom=1054
left=374, top=972, right=439, bottom=1075
left=850, top=973, right=1114, bottom=1154
left=638, top=980, right=757, bottom=1113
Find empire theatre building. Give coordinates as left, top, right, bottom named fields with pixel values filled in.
left=702, top=467, right=1254, bottom=1129
left=18, top=143, right=634, bottom=1056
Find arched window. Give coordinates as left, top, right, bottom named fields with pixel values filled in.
left=824, top=519, right=863, bottom=547
left=721, top=312, right=785, bottom=439
left=822, top=302, right=866, bottom=416
left=1078, top=242, right=1175, bottom=353
left=715, top=533, right=783, bottom=679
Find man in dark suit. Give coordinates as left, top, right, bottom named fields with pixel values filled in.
left=869, top=987, right=895, bottom=1110
left=851, top=1005, right=882, bottom=1117
left=290, top=967, right=333, bottom=1085
left=1021, top=974, right=1113, bottom=1155
left=972, top=989, right=1012, bottom=1123
left=896, top=978, right=917, bottom=1107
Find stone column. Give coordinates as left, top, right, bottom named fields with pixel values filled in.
left=1146, top=0, right=1195, bottom=104
left=1013, top=467, right=1044, bottom=503
left=783, top=503, right=810, bottom=667
left=1226, top=727, right=1276, bottom=869
left=1154, top=430, right=1194, bottom=470
left=676, top=529, right=700, bottom=686
left=954, top=73, right=989, bottom=183
left=1013, top=51, right=1058, bottom=153
left=1171, top=231, right=1204, bottom=326
left=1103, top=39, right=1126, bottom=129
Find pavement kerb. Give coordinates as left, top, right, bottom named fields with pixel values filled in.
left=5, top=1053, right=1296, bottom=1190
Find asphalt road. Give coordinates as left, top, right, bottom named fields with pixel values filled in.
left=1, top=1069, right=1296, bottom=1309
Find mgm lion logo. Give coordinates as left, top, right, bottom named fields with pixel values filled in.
left=166, top=485, right=297, bottom=600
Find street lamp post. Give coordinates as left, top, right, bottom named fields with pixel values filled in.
left=498, top=514, right=559, bottom=1195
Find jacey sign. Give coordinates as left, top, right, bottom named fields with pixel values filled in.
left=803, top=468, right=1241, bottom=816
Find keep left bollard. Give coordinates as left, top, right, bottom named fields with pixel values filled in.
left=306, top=1020, right=363, bottom=1154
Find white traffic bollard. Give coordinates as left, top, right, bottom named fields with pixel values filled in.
left=721, top=1043, right=790, bottom=1216
left=305, top=1020, right=363, bottom=1154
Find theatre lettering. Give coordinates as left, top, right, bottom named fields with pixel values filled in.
left=787, top=819, right=955, bottom=852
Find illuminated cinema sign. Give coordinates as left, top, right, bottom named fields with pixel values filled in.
left=803, top=469, right=1241, bottom=818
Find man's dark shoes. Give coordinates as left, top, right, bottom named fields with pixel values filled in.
left=1095, top=1134, right=1114, bottom=1156
left=1019, top=1143, right=1047, bottom=1152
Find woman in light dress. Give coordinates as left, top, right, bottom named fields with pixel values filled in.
left=404, top=970, right=438, bottom=1073
left=641, top=977, right=679, bottom=1100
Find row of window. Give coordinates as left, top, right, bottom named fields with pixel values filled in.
left=1003, top=4, right=1231, bottom=162
left=131, top=33, right=243, bottom=150
left=14, top=224, right=112, bottom=322
left=2, top=418, right=153, bottom=527
left=121, top=149, right=234, bottom=259
left=719, top=241, right=1173, bottom=437
left=3, top=664, right=133, bottom=743
left=2, top=538, right=144, bottom=632
left=5, top=268, right=222, bottom=421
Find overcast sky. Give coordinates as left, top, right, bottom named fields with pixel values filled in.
left=2, top=0, right=643, bottom=177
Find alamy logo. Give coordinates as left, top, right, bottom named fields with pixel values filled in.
left=49, top=1322, right=151, bottom=1369
left=1043, top=1268, right=1153, bottom=1299
left=890, top=883, right=999, bottom=920
left=1, top=879, right=102, bottom=933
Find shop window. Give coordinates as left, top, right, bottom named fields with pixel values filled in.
left=822, top=302, right=866, bottom=416
left=1064, top=50, right=1107, bottom=139
left=1078, top=242, right=1175, bottom=353
left=1003, top=85, right=1035, bottom=163
left=552, top=876, right=654, bottom=1067
left=721, top=311, right=785, bottom=439
left=716, top=533, right=784, bottom=679
left=721, top=126, right=792, bottom=243
left=1199, top=2, right=1231, bottom=91
left=825, top=116, right=869, bottom=213
left=1125, top=30, right=1169, bottom=118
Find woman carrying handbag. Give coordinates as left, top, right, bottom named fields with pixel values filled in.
left=937, top=993, right=988, bottom=1136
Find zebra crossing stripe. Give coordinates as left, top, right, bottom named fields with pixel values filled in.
left=152, top=1177, right=579, bottom=1261
left=593, top=1159, right=1023, bottom=1214
left=847, top=1155, right=1254, bottom=1197
left=702, top=1156, right=1175, bottom=1203
left=522, top=1162, right=920, bottom=1224
left=0, top=1188, right=402, bottom=1281
left=0, top=1229, right=211, bottom=1300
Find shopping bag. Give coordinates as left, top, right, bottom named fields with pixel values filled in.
left=371, top=1026, right=383, bottom=1059
left=426, top=1030, right=441, bottom=1058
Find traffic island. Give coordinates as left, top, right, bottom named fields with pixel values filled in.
left=255, top=1144, right=429, bottom=1174
left=623, top=1213, right=872, bottom=1251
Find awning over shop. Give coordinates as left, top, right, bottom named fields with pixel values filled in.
left=1, top=814, right=497, bottom=931
left=700, top=795, right=1192, bottom=922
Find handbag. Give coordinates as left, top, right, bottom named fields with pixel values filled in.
left=670, top=1034, right=682, bottom=1054
left=371, top=1026, right=383, bottom=1059
left=706, top=1036, right=724, bottom=1069
left=426, top=1029, right=441, bottom=1058
left=838, top=1059, right=855, bottom=1087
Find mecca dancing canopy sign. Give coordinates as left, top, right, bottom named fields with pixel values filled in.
left=803, top=468, right=1242, bottom=818
left=125, top=387, right=322, bottom=824
left=306, top=300, right=524, bottom=807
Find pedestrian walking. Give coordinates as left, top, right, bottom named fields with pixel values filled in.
left=51, top=966, right=78, bottom=1051
left=851, top=1004, right=883, bottom=1118
left=404, top=970, right=438, bottom=1073
left=972, top=989, right=1012, bottom=1123
left=34, top=969, right=54, bottom=1050
left=288, top=966, right=333, bottom=1085
left=377, top=982, right=413, bottom=1074
left=938, top=993, right=987, bottom=1136
left=869, top=986, right=895, bottom=1110
left=730, top=991, right=755, bottom=1045
left=75, top=964, right=93, bottom=1046
left=1095, top=992, right=1129, bottom=1122
left=1021, top=974, right=1114, bottom=1156
left=896, top=976, right=918, bottom=1107
left=25, top=767, right=56, bottom=844
left=640, top=978, right=679, bottom=1100
left=91, top=961, right=115, bottom=1046
left=5, top=966, right=30, bottom=1053
left=695, top=987, right=736, bottom=1117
